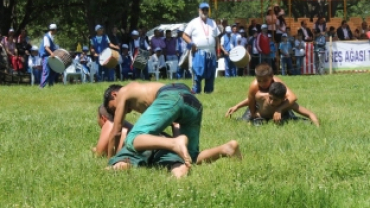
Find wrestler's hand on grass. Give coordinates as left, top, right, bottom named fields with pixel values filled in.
left=273, top=111, right=282, bottom=123
left=225, top=106, right=238, bottom=118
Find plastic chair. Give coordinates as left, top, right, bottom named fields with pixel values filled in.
left=166, top=60, right=178, bottom=80
left=147, top=59, right=159, bottom=80
left=87, top=61, right=97, bottom=83
left=63, top=60, right=83, bottom=84
left=215, top=58, right=225, bottom=78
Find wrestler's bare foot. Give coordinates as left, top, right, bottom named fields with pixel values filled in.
left=222, top=140, right=243, bottom=160
left=105, top=161, right=131, bottom=171
left=171, top=163, right=190, bottom=179
left=173, top=135, right=192, bottom=167
left=91, top=147, right=96, bottom=154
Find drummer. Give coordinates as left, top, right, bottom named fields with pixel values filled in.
left=39, top=24, right=58, bottom=88
left=90, top=25, right=120, bottom=82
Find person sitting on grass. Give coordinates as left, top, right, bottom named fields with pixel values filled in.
left=232, top=82, right=319, bottom=126
left=93, top=105, right=242, bottom=178
left=226, top=63, right=297, bottom=123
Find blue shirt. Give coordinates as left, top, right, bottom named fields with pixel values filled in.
left=279, top=41, right=292, bottom=57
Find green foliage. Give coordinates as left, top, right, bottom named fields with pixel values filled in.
left=1, top=74, right=370, bottom=207
left=347, top=0, right=370, bottom=18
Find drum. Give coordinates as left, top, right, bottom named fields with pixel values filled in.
left=229, top=46, right=250, bottom=68
left=99, top=48, right=119, bottom=68
left=48, top=49, right=72, bottom=73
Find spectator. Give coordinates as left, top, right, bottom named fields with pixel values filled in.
left=149, top=47, right=167, bottom=79
left=294, top=32, right=305, bottom=75
left=248, top=19, right=261, bottom=36
left=298, top=20, right=313, bottom=42
left=355, top=21, right=368, bottom=40
left=139, top=27, right=149, bottom=45
left=109, top=26, right=123, bottom=80
left=28, top=45, right=42, bottom=83
left=238, top=29, right=248, bottom=48
left=256, top=24, right=270, bottom=65
left=2, top=35, right=23, bottom=72
left=176, top=27, right=191, bottom=79
left=17, top=29, right=31, bottom=72
left=76, top=46, right=91, bottom=78
left=220, top=26, right=236, bottom=77
left=286, top=27, right=295, bottom=48
left=120, top=44, right=132, bottom=80
left=313, top=29, right=326, bottom=75
left=279, top=33, right=293, bottom=75
left=151, top=29, right=166, bottom=53
left=232, top=24, right=241, bottom=46
left=248, top=28, right=259, bottom=75
left=275, top=15, right=287, bottom=43
left=314, top=16, right=326, bottom=35
left=164, top=30, right=178, bottom=61
left=274, top=4, right=285, bottom=17
left=266, top=7, right=276, bottom=36
left=128, top=30, right=150, bottom=80
left=268, top=34, right=277, bottom=74
left=337, top=20, right=353, bottom=40
left=326, top=26, right=338, bottom=41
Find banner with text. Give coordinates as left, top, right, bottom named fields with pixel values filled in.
left=324, top=41, right=370, bottom=71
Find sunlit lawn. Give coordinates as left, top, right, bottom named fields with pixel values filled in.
left=1, top=73, right=370, bottom=207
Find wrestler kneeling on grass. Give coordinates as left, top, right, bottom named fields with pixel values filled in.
left=94, top=105, right=242, bottom=178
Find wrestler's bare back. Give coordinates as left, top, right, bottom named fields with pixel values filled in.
left=255, top=91, right=278, bottom=119
left=121, top=82, right=165, bottom=113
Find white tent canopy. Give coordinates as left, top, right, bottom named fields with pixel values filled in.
left=146, top=23, right=187, bottom=40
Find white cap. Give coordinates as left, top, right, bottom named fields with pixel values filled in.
left=122, top=44, right=129, bottom=49
left=31, top=45, right=38, bottom=51
left=225, top=26, right=232, bottom=33
left=154, top=47, right=162, bottom=52
left=261, top=24, right=268, bottom=29
left=178, top=25, right=185, bottom=32
left=268, top=34, right=272, bottom=38
left=282, top=33, right=288, bottom=37
left=49, top=24, right=57, bottom=30
left=8, top=28, right=14, bottom=32
left=95, top=25, right=103, bottom=31
left=239, top=29, right=245, bottom=33
left=131, top=30, right=139, bottom=36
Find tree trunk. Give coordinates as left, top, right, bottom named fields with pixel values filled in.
left=0, top=0, right=16, bottom=36
left=129, top=0, right=141, bottom=32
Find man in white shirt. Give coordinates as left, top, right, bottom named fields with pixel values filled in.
left=150, top=47, right=167, bottom=79
left=182, top=2, right=221, bottom=94
left=28, top=45, right=42, bottom=84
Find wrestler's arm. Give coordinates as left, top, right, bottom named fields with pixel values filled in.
left=247, top=80, right=258, bottom=118
left=107, top=87, right=132, bottom=159
left=291, top=103, right=319, bottom=126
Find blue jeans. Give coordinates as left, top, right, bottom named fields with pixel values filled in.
left=40, top=57, right=57, bottom=88
left=224, top=55, right=236, bottom=77
left=294, top=56, right=303, bottom=75
left=280, top=56, right=293, bottom=76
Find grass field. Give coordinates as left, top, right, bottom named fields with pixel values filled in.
left=1, top=74, right=370, bottom=207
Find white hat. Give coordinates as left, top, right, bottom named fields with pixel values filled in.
left=225, top=26, right=232, bottom=33
left=8, top=28, right=14, bottom=32
left=239, top=29, right=245, bottom=33
left=95, top=25, right=103, bottom=31
left=282, top=33, right=288, bottom=37
left=122, top=44, right=128, bottom=49
left=49, top=24, right=57, bottom=30
left=268, top=34, right=272, bottom=38
left=31, top=45, right=38, bottom=51
left=178, top=25, right=185, bottom=32
left=261, top=24, right=268, bottom=29
left=131, top=30, right=139, bottom=36
left=154, top=47, right=162, bottom=52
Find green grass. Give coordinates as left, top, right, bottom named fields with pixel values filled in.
left=1, top=74, right=370, bottom=207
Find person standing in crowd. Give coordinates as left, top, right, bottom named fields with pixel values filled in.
left=76, top=46, right=91, bottom=81
left=266, top=7, right=276, bottom=37
left=313, top=29, right=326, bottom=75
left=268, top=34, right=277, bottom=75
left=256, top=24, right=270, bottom=65
left=120, top=44, right=132, bottom=80
left=90, top=25, right=120, bottom=82
left=28, top=45, right=42, bottom=84
left=164, top=30, right=178, bottom=61
left=294, top=32, right=305, bottom=75
left=298, top=20, right=313, bottom=42
left=128, top=30, right=151, bottom=80
left=220, top=26, right=236, bottom=77
left=182, top=2, right=221, bottom=94
left=275, top=15, right=287, bottom=43
left=248, top=19, right=261, bottom=36
left=337, top=20, right=353, bottom=40
left=248, top=28, right=259, bottom=76
left=39, top=24, right=58, bottom=88
left=279, top=33, right=293, bottom=76
left=314, top=16, right=326, bottom=35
